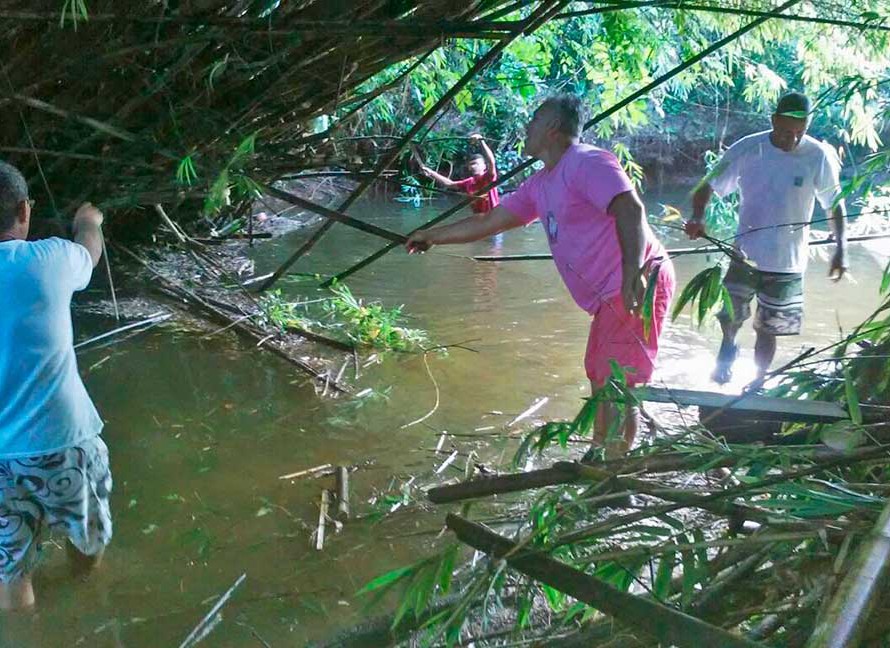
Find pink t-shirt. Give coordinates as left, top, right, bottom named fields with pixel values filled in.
left=454, top=169, right=500, bottom=214
left=501, top=144, right=665, bottom=314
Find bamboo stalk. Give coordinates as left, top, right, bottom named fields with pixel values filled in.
left=177, top=573, right=247, bottom=648
left=557, top=2, right=890, bottom=33
left=426, top=446, right=874, bottom=505
left=315, top=490, right=330, bottom=551
left=446, top=514, right=762, bottom=648
left=279, top=464, right=334, bottom=480
left=74, top=312, right=171, bottom=351
left=471, top=232, right=890, bottom=262
left=261, top=184, right=408, bottom=244
left=335, top=466, right=351, bottom=522
left=806, top=497, right=890, bottom=648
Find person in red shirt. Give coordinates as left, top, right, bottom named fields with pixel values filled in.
left=419, top=134, right=500, bottom=214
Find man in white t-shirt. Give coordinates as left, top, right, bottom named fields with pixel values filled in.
left=684, top=92, right=847, bottom=383
left=0, top=161, right=112, bottom=610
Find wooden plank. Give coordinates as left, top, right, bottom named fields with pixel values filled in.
left=634, top=387, right=848, bottom=423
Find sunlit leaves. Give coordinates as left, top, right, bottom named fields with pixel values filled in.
left=670, top=263, right=733, bottom=326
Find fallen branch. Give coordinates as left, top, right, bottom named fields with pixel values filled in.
left=445, top=514, right=761, bottom=648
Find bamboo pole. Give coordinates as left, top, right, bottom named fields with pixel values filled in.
left=426, top=446, right=867, bottom=505
left=446, top=514, right=762, bottom=648
left=335, top=466, right=351, bottom=521
left=320, top=0, right=804, bottom=287
left=806, top=497, right=890, bottom=648
left=557, top=2, right=890, bottom=33
left=315, top=490, right=330, bottom=551
left=178, top=573, right=248, bottom=648
left=258, top=0, right=568, bottom=292
left=261, top=185, right=408, bottom=244
left=471, top=232, right=890, bottom=262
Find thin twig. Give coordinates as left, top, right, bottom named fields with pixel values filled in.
left=401, top=351, right=440, bottom=429
left=178, top=573, right=247, bottom=648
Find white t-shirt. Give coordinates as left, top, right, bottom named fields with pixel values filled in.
left=0, top=237, right=103, bottom=458
left=709, top=131, right=842, bottom=273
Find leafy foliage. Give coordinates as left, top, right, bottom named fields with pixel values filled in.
left=670, top=263, right=734, bottom=327
left=258, top=284, right=427, bottom=351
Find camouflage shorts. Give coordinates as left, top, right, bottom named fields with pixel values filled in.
left=718, top=261, right=804, bottom=336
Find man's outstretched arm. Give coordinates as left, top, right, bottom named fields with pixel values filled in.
left=420, top=164, right=458, bottom=189
left=405, top=205, right=525, bottom=253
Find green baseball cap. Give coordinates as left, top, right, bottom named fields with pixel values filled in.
left=775, top=92, right=811, bottom=119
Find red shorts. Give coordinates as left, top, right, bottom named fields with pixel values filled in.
left=585, top=261, right=675, bottom=387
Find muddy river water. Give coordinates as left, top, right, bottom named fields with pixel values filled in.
left=2, top=191, right=885, bottom=647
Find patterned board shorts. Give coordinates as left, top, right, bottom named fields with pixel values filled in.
left=0, top=436, right=112, bottom=582
left=719, top=260, right=804, bottom=336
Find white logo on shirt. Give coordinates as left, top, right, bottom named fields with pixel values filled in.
left=545, top=211, right=558, bottom=242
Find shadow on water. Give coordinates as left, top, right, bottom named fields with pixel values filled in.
left=7, top=192, right=884, bottom=647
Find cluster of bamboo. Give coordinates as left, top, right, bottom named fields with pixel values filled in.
left=0, top=0, right=526, bottom=233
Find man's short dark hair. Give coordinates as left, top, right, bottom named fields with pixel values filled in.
left=0, top=160, right=28, bottom=232
left=468, top=153, right=485, bottom=164
left=538, top=94, right=585, bottom=137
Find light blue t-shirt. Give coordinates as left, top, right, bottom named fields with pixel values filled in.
left=0, top=237, right=103, bottom=458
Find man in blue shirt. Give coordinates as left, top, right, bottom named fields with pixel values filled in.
left=0, top=161, right=112, bottom=610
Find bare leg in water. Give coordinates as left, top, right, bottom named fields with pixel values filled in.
left=754, top=330, right=777, bottom=379
left=0, top=542, right=103, bottom=611
left=713, top=315, right=743, bottom=384
left=0, top=578, right=34, bottom=611
left=589, top=384, right=640, bottom=459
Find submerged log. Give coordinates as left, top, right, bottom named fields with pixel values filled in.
left=446, top=514, right=761, bottom=648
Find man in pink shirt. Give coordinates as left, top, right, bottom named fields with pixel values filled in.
left=406, top=95, right=675, bottom=455
left=420, top=134, right=500, bottom=214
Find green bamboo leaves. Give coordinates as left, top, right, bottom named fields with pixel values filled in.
left=641, top=262, right=662, bottom=340
left=60, top=0, right=89, bottom=29
left=357, top=544, right=460, bottom=631
left=671, top=263, right=734, bottom=327
left=203, top=133, right=259, bottom=216
left=176, top=155, right=198, bottom=186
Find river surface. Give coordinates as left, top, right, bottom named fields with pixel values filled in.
left=3, top=192, right=885, bottom=647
